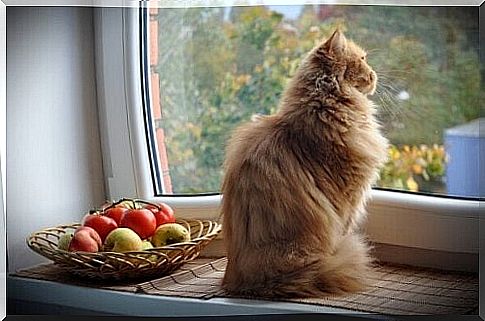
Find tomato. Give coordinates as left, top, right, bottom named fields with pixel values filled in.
left=83, top=214, right=118, bottom=242
left=144, top=204, right=158, bottom=214
left=154, top=203, right=176, bottom=227
left=143, top=202, right=175, bottom=227
left=104, top=207, right=129, bottom=225
left=120, top=209, right=157, bottom=239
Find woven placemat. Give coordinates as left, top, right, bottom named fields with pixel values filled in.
left=13, top=257, right=478, bottom=315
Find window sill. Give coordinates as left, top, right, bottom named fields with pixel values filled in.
left=7, top=276, right=355, bottom=316
left=148, top=190, right=481, bottom=272
left=9, top=254, right=478, bottom=316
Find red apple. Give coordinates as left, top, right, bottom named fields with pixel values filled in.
left=104, top=207, right=129, bottom=226
left=120, top=208, right=156, bottom=239
left=69, top=226, right=102, bottom=252
left=83, top=214, right=118, bottom=242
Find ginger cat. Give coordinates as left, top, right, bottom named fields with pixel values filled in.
left=221, top=29, right=388, bottom=298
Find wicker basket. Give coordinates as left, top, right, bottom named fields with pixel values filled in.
left=27, top=218, right=221, bottom=280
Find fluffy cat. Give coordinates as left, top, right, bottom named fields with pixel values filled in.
left=220, top=29, right=389, bottom=298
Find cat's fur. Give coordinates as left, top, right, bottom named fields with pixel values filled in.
left=220, top=30, right=389, bottom=298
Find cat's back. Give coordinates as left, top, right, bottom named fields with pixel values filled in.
left=224, top=114, right=283, bottom=170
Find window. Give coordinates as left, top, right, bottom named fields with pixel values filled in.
left=96, top=3, right=481, bottom=271
left=146, top=4, right=481, bottom=199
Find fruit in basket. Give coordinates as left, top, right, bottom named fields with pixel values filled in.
left=115, top=200, right=133, bottom=209
left=104, top=207, right=129, bottom=225
left=115, top=199, right=141, bottom=210
left=103, top=227, right=143, bottom=252
left=141, top=240, right=161, bottom=262
left=69, top=226, right=102, bottom=252
left=83, top=214, right=118, bottom=242
left=151, top=223, right=190, bottom=247
left=58, top=232, right=74, bottom=251
left=141, top=240, right=154, bottom=250
left=146, top=202, right=176, bottom=227
left=119, top=208, right=156, bottom=239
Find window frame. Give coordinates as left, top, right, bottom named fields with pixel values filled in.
left=94, top=5, right=482, bottom=272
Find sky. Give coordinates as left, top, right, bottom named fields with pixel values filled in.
left=267, top=5, right=303, bottom=19
left=223, top=4, right=304, bottom=21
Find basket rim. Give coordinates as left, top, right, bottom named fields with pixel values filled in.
left=25, top=198, right=223, bottom=279
left=27, top=218, right=221, bottom=256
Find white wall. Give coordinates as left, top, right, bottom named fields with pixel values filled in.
left=6, top=7, right=106, bottom=272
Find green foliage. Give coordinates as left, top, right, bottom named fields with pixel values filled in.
left=377, top=144, right=448, bottom=193
left=153, top=6, right=480, bottom=194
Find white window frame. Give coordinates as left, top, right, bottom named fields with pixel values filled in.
left=94, top=5, right=482, bottom=273
left=0, top=1, right=6, bottom=318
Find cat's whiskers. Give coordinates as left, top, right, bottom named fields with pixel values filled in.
left=372, top=68, right=411, bottom=121
left=365, top=48, right=382, bottom=54
left=376, top=68, right=414, bottom=74
left=375, top=72, right=408, bottom=83
left=376, top=76, right=400, bottom=90
left=374, top=85, right=404, bottom=121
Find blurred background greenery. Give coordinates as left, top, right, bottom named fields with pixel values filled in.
left=152, top=5, right=480, bottom=195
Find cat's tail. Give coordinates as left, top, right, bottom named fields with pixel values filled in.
left=313, top=232, right=376, bottom=295
left=224, top=233, right=376, bottom=298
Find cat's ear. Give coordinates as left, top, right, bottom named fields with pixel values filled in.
left=321, top=29, right=347, bottom=56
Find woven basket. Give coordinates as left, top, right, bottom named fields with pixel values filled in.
left=27, top=218, right=221, bottom=280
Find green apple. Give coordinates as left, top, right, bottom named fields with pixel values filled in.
left=103, top=227, right=143, bottom=253
left=141, top=240, right=159, bottom=262
left=116, top=199, right=143, bottom=210
left=58, top=232, right=74, bottom=251
left=151, top=223, right=190, bottom=247
left=141, top=240, right=154, bottom=250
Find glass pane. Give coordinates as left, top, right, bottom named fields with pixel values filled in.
left=148, top=5, right=481, bottom=197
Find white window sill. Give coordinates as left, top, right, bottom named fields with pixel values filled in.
left=7, top=276, right=358, bottom=316
left=146, top=190, right=481, bottom=272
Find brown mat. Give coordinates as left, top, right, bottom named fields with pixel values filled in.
left=13, top=257, right=478, bottom=315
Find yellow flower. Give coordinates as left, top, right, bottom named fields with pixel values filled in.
left=391, top=150, right=401, bottom=160
left=406, top=176, right=419, bottom=191
left=412, top=164, right=423, bottom=174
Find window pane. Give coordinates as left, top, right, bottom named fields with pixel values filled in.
left=148, top=5, right=481, bottom=197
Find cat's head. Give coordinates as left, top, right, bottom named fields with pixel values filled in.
left=310, top=29, right=377, bottom=96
